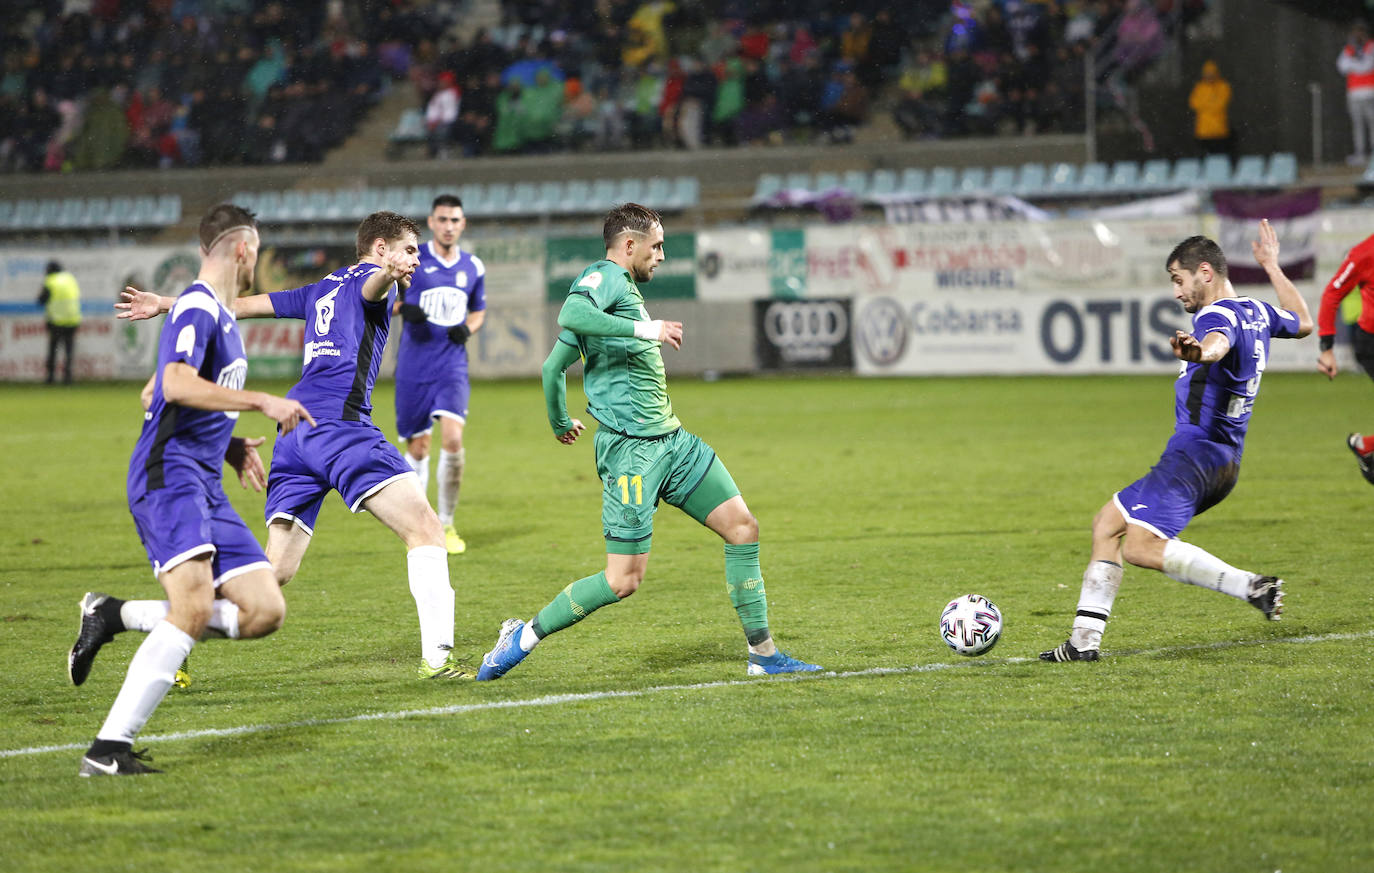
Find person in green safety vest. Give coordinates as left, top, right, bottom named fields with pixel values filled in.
left=37, top=260, right=81, bottom=383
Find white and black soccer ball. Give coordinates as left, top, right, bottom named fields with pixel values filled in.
left=939, top=594, right=1003, bottom=656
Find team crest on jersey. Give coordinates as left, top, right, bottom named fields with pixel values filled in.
left=418, top=286, right=471, bottom=327
left=578, top=271, right=604, bottom=291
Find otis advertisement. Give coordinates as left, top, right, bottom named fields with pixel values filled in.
left=754, top=299, right=852, bottom=369
left=853, top=289, right=1324, bottom=375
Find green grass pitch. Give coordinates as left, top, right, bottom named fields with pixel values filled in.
left=2, top=372, right=1372, bottom=872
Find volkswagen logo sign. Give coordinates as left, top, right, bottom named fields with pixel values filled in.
left=856, top=297, right=908, bottom=366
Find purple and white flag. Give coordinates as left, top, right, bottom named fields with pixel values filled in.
left=1213, top=187, right=1319, bottom=284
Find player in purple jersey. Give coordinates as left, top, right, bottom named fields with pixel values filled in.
left=393, top=194, right=487, bottom=554
left=72, top=204, right=313, bottom=776
left=1042, top=220, right=1313, bottom=663
left=117, top=212, right=471, bottom=680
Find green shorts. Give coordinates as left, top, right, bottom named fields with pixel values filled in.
left=594, top=426, right=741, bottom=555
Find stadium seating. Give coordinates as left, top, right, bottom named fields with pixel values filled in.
left=0, top=194, right=184, bottom=233
left=741, top=152, right=1303, bottom=210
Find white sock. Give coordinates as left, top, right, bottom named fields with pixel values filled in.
left=403, top=448, right=430, bottom=498
left=407, top=545, right=455, bottom=668
left=1069, top=560, right=1123, bottom=651
left=1162, top=539, right=1253, bottom=601
left=518, top=620, right=541, bottom=653
left=96, top=621, right=195, bottom=744
left=120, top=599, right=240, bottom=639
left=437, top=448, right=465, bottom=527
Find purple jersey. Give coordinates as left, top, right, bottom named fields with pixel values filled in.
left=395, top=241, right=486, bottom=383
left=270, top=263, right=394, bottom=423
left=128, top=282, right=247, bottom=500
left=1174, top=296, right=1301, bottom=450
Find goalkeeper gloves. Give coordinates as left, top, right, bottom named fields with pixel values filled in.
left=447, top=323, right=471, bottom=345
left=399, top=302, right=428, bottom=324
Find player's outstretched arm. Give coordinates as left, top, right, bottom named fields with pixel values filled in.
left=362, top=248, right=417, bottom=302
left=542, top=337, right=584, bottom=442
left=230, top=294, right=277, bottom=319
left=557, top=295, right=683, bottom=349
left=161, top=362, right=316, bottom=433
left=1252, top=218, right=1314, bottom=337
left=115, top=287, right=171, bottom=321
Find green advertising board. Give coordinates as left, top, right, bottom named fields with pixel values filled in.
left=545, top=234, right=696, bottom=302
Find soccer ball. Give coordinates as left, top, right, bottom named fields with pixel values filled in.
left=939, top=594, right=1003, bottom=656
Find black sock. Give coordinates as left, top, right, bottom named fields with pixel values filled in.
left=86, top=738, right=131, bottom=758
left=98, top=597, right=127, bottom=635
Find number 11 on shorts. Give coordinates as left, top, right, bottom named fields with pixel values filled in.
left=617, top=474, right=643, bottom=505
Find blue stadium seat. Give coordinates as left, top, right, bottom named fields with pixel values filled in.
left=1169, top=157, right=1202, bottom=189
left=330, top=189, right=364, bottom=221
left=379, top=186, right=407, bottom=212
left=1015, top=163, right=1047, bottom=197
left=617, top=178, right=645, bottom=204
left=956, top=167, right=986, bottom=194
left=87, top=197, right=114, bottom=227
left=869, top=169, right=897, bottom=196
left=559, top=179, right=591, bottom=213
left=279, top=191, right=308, bottom=223
left=1266, top=152, right=1297, bottom=186
left=408, top=185, right=435, bottom=216
left=1075, top=162, right=1109, bottom=195
left=813, top=172, right=841, bottom=193
left=507, top=182, right=540, bottom=215
left=986, top=166, right=1017, bottom=196
left=841, top=170, right=869, bottom=196
left=1107, top=160, right=1141, bottom=192
left=12, top=199, right=39, bottom=230
left=897, top=167, right=927, bottom=196
left=668, top=176, right=699, bottom=209
left=129, top=196, right=158, bottom=227
left=926, top=166, right=957, bottom=197
left=301, top=191, right=331, bottom=222
left=1202, top=155, right=1231, bottom=188
left=1139, top=158, right=1171, bottom=190
left=232, top=191, right=257, bottom=213
left=252, top=192, right=280, bottom=223
left=644, top=176, right=672, bottom=207
left=1230, top=154, right=1266, bottom=188
left=35, top=199, right=61, bottom=229
left=753, top=173, right=783, bottom=202
left=483, top=183, right=512, bottom=217
left=784, top=172, right=812, bottom=193
left=55, top=198, right=84, bottom=229
left=0, top=201, right=14, bottom=230
left=357, top=187, right=386, bottom=217
left=589, top=178, right=618, bottom=210
left=537, top=181, right=564, bottom=213
left=390, top=109, right=424, bottom=144
left=1046, top=162, right=1078, bottom=195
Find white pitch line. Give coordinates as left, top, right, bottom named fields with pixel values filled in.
left=5, top=628, right=1372, bottom=761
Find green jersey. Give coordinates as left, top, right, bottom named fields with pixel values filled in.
left=564, top=260, right=680, bottom=437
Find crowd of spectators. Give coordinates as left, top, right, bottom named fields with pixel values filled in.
left=0, top=0, right=1202, bottom=174
left=0, top=0, right=387, bottom=173
left=416, top=0, right=1201, bottom=159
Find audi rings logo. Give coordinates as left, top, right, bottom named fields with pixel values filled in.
left=856, top=297, right=908, bottom=366
left=763, top=301, right=848, bottom=347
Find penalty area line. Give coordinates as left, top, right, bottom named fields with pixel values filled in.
left=5, top=627, right=1372, bottom=761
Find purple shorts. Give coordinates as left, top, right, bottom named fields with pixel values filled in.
left=1114, top=435, right=1241, bottom=539
left=265, top=419, right=415, bottom=533
left=128, top=477, right=270, bottom=584
left=395, top=376, right=470, bottom=440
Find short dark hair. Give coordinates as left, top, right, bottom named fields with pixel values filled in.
left=199, top=203, right=258, bottom=252
left=46, top=260, right=62, bottom=274
left=432, top=193, right=463, bottom=211
left=602, top=202, right=662, bottom=250
left=1166, top=235, right=1227, bottom=278
left=356, top=211, right=420, bottom=259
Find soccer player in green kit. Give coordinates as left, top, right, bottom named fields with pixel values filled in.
left=475, top=203, right=822, bottom=679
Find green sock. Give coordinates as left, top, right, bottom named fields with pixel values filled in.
left=725, top=543, right=770, bottom=646
left=532, top=571, right=620, bottom=638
